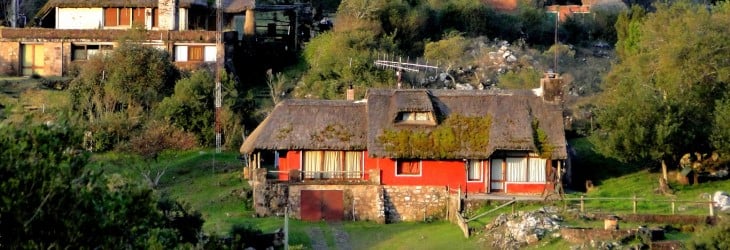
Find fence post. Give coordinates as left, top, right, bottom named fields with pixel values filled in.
left=709, top=195, right=715, bottom=217
left=633, top=195, right=637, bottom=214
left=511, top=197, right=516, bottom=214
left=671, top=198, right=676, bottom=215
left=580, top=195, right=584, bottom=213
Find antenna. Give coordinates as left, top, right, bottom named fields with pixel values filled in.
left=553, top=12, right=559, bottom=73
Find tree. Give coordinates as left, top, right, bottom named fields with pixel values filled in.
left=0, top=120, right=202, bottom=248
left=68, top=41, right=177, bottom=151
left=593, top=1, right=730, bottom=171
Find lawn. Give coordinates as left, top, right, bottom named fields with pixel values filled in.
left=86, top=143, right=728, bottom=249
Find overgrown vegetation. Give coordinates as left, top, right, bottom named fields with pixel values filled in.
left=592, top=1, right=730, bottom=171
left=378, top=114, right=491, bottom=158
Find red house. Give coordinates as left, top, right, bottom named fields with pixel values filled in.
left=241, top=88, right=568, bottom=221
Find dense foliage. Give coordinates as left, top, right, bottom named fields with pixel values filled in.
left=592, top=1, right=730, bottom=165
left=377, top=114, right=491, bottom=158
left=68, top=42, right=178, bottom=151
left=296, top=0, right=620, bottom=99
left=0, top=121, right=202, bottom=248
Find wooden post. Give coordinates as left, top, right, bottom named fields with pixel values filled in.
left=632, top=195, right=637, bottom=214
left=671, top=198, right=676, bottom=215
left=511, top=197, right=516, bottom=214
left=709, top=195, right=715, bottom=217
left=580, top=195, right=584, bottom=213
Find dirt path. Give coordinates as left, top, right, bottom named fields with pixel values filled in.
left=306, top=226, right=328, bottom=250
left=305, top=222, right=352, bottom=250
left=330, top=222, right=352, bottom=250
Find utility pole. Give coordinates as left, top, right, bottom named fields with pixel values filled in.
left=215, top=0, right=223, bottom=154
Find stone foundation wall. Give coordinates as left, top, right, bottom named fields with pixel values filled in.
left=288, top=184, right=385, bottom=223
left=0, top=41, right=19, bottom=75
left=383, top=186, right=449, bottom=222
left=250, top=168, right=452, bottom=223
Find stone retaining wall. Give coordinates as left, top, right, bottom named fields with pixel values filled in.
left=288, top=184, right=386, bottom=223
left=383, top=186, right=449, bottom=222
left=560, top=227, right=636, bottom=244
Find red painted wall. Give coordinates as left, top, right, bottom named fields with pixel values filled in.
left=274, top=150, right=550, bottom=194
left=506, top=183, right=546, bottom=194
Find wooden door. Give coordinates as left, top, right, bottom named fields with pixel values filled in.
left=22, top=44, right=44, bottom=76
left=300, top=190, right=344, bottom=222
left=490, top=159, right=504, bottom=192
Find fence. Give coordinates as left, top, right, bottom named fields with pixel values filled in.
left=562, top=195, right=716, bottom=216
left=453, top=195, right=717, bottom=238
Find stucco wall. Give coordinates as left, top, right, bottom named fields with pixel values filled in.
left=57, top=8, right=103, bottom=29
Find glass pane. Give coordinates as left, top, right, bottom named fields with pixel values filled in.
left=303, top=151, right=322, bottom=179
left=345, top=151, right=362, bottom=178
left=468, top=160, right=481, bottom=181
left=415, top=112, right=429, bottom=121
left=528, top=158, right=547, bottom=182
left=34, top=45, right=44, bottom=67
left=506, top=157, right=527, bottom=182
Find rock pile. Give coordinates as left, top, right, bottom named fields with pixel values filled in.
left=482, top=207, right=563, bottom=249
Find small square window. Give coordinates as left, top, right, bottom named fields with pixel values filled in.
left=397, top=160, right=421, bottom=176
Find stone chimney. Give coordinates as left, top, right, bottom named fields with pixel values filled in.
left=158, top=0, right=178, bottom=30
left=540, top=71, right=563, bottom=103
left=244, top=9, right=256, bottom=36
left=346, top=85, right=355, bottom=100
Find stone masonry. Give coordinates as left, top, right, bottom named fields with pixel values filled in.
left=250, top=166, right=451, bottom=223
left=382, top=186, right=450, bottom=222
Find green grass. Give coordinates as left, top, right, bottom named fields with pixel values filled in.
left=344, top=221, right=481, bottom=250
left=88, top=150, right=249, bottom=234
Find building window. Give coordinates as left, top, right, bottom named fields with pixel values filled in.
left=188, top=46, right=204, bottom=61
left=175, top=45, right=216, bottom=62
left=396, top=111, right=435, bottom=125
left=104, top=8, right=118, bottom=26
left=302, top=151, right=362, bottom=179
left=396, top=160, right=421, bottom=176
left=72, top=44, right=113, bottom=61
left=21, top=44, right=44, bottom=76
left=467, top=160, right=482, bottom=181
left=152, top=8, right=159, bottom=27
left=119, top=8, right=131, bottom=26
left=104, top=7, right=145, bottom=27
left=133, top=8, right=145, bottom=26
left=504, top=156, right=547, bottom=183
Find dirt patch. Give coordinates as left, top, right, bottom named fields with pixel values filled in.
left=306, top=226, right=328, bottom=250
left=330, top=222, right=352, bottom=250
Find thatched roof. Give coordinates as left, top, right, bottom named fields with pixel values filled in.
left=366, top=89, right=567, bottom=160
left=240, top=99, right=368, bottom=153
left=242, top=89, right=567, bottom=160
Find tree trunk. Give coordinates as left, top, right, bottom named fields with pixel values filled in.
left=661, top=159, right=668, bottom=182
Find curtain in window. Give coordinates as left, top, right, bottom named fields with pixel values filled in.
left=303, top=151, right=322, bottom=179
left=506, top=157, right=527, bottom=182
left=345, top=151, right=362, bottom=178
left=528, top=158, right=547, bottom=182
left=323, top=151, right=340, bottom=178
left=468, top=160, right=482, bottom=181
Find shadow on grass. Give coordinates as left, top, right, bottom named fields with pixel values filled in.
left=569, top=137, right=641, bottom=191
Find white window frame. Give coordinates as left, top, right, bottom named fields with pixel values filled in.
left=467, top=159, right=483, bottom=182
left=395, top=159, right=422, bottom=177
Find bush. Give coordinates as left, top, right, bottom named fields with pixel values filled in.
left=687, top=219, right=730, bottom=250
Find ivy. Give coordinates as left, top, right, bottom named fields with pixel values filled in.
left=377, top=114, right=491, bottom=159
left=532, top=118, right=554, bottom=159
